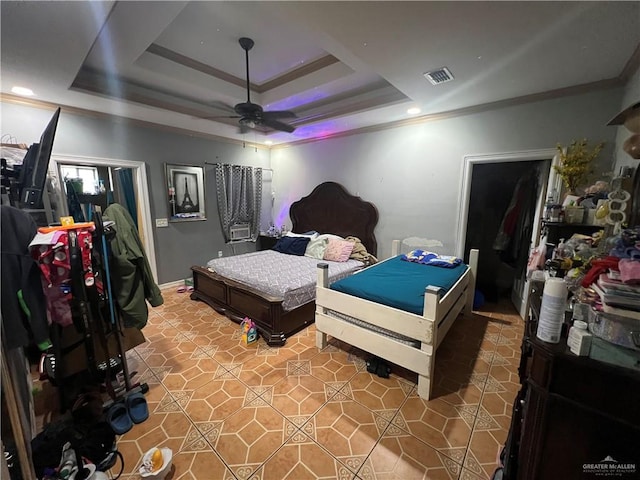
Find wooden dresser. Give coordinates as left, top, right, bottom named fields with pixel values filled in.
left=500, top=282, right=640, bottom=480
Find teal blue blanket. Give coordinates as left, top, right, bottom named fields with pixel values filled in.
left=330, top=255, right=468, bottom=315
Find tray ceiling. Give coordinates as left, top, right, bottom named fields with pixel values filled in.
left=1, top=1, right=639, bottom=146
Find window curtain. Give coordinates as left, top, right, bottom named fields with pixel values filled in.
left=113, top=168, right=138, bottom=229
left=214, top=164, right=262, bottom=242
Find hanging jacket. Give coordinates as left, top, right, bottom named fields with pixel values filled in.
left=103, top=203, right=163, bottom=328
left=1, top=206, right=49, bottom=349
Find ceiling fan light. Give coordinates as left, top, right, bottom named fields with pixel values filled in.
left=240, top=118, right=256, bottom=129
left=227, top=38, right=295, bottom=134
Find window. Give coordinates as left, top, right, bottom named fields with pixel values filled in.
left=214, top=164, right=262, bottom=242
left=60, top=165, right=99, bottom=194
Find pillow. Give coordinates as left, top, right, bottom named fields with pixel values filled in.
left=272, top=236, right=311, bottom=256
left=323, top=239, right=355, bottom=262
left=402, top=249, right=462, bottom=268
left=305, top=237, right=329, bottom=259
left=285, top=231, right=319, bottom=240
left=316, top=233, right=344, bottom=243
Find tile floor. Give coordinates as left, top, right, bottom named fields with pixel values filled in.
left=116, top=288, right=524, bottom=480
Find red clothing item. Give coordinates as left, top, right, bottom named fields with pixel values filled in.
left=581, top=256, right=620, bottom=288
left=31, top=228, right=95, bottom=327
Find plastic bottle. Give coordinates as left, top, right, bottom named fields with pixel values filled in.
left=567, top=320, right=592, bottom=355
left=544, top=195, right=554, bottom=221
left=536, top=277, right=567, bottom=344
left=554, top=238, right=565, bottom=260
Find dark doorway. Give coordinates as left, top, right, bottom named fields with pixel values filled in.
left=465, top=160, right=546, bottom=303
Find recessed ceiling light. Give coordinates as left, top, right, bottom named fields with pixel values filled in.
left=265, top=140, right=273, bottom=145
left=11, top=86, right=34, bottom=96
left=407, top=107, right=421, bottom=115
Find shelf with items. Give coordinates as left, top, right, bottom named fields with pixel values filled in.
left=540, top=221, right=603, bottom=246
left=497, top=282, right=640, bottom=480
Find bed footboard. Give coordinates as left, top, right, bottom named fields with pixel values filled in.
left=191, top=266, right=315, bottom=346
left=315, top=247, right=479, bottom=400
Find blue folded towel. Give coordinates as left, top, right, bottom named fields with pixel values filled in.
left=401, top=249, right=462, bottom=268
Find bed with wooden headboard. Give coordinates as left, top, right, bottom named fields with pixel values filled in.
left=190, top=182, right=378, bottom=346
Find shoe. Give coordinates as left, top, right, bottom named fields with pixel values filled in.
left=106, top=402, right=132, bottom=435
left=366, top=358, right=379, bottom=374
left=126, top=392, right=149, bottom=424
left=376, top=361, right=391, bottom=379
left=366, top=357, right=390, bottom=378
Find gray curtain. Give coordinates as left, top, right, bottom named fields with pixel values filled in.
left=214, top=164, right=263, bottom=242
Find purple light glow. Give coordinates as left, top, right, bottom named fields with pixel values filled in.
left=292, top=122, right=341, bottom=138
left=274, top=205, right=289, bottom=229
left=274, top=190, right=308, bottom=230
left=266, top=90, right=329, bottom=111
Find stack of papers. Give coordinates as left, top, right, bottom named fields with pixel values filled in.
left=593, top=274, right=640, bottom=320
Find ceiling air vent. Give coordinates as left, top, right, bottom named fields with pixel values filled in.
left=424, top=67, right=454, bottom=85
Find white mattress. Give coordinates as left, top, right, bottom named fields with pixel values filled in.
left=207, top=250, right=363, bottom=311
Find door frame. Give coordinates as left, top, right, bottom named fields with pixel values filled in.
left=50, top=154, right=158, bottom=282
left=456, top=148, right=556, bottom=317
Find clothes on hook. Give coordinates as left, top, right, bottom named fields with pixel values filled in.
left=1, top=205, right=50, bottom=349
left=104, top=203, right=163, bottom=329
left=30, top=228, right=95, bottom=328
left=493, top=171, right=538, bottom=266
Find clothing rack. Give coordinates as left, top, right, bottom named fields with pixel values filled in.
left=42, top=205, right=147, bottom=411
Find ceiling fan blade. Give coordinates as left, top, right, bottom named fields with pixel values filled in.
left=262, top=118, right=296, bottom=133
left=229, top=38, right=296, bottom=134
left=196, top=114, right=241, bottom=120
left=262, top=110, right=297, bottom=120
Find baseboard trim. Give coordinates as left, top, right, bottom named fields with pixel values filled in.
left=159, top=279, right=185, bottom=290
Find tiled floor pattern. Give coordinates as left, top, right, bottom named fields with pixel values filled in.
left=116, top=288, right=523, bottom=479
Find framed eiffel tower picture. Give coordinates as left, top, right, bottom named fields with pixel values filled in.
left=165, top=163, right=206, bottom=221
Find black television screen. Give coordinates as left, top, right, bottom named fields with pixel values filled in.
left=20, top=107, right=61, bottom=209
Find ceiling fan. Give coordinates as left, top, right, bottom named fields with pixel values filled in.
left=206, top=37, right=297, bottom=134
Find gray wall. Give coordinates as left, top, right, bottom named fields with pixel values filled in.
left=271, top=87, right=624, bottom=259
left=1, top=102, right=271, bottom=283
left=3, top=85, right=625, bottom=282
left=613, top=65, right=640, bottom=173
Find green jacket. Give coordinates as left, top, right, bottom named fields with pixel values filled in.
left=104, top=203, right=163, bottom=329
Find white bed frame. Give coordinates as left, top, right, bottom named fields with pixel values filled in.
left=315, top=240, right=479, bottom=400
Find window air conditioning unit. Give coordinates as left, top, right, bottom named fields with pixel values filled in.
left=230, top=223, right=251, bottom=241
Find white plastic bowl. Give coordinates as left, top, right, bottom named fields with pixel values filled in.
left=139, top=447, right=173, bottom=479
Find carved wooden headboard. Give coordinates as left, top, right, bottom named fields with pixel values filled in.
left=289, top=182, right=378, bottom=256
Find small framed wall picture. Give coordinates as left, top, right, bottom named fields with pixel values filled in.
left=165, top=163, right=206, bottom=221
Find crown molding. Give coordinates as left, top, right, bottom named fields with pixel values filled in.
left=146, top=43, right=340, bottom=94
left=1, top=72, right=625, bottom=151
left=70, top=66, right=406, bottom=130
left=273, top=77, right=623, bottom=149
left=0, top=93, right=270, bottom=151
left=620, top=42, right=640, bottom=82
